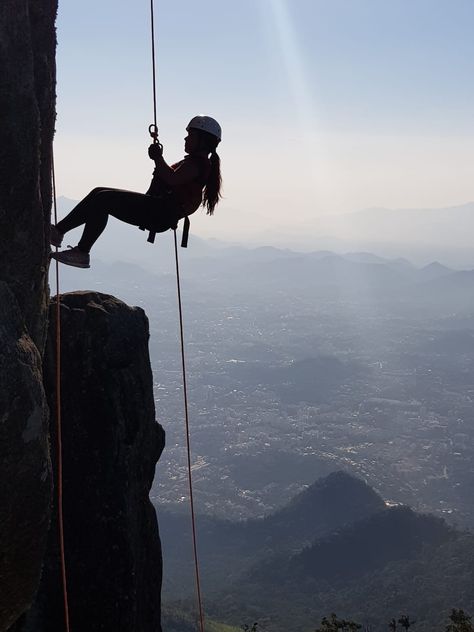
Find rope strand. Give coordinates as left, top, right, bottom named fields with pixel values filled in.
left=173, top=230, right=205, bottom=632
left=52, top=158, right=71, bottom=632
left=150, top=0, right=158, bottom=132
left=149, top=0, right=205, bottom=628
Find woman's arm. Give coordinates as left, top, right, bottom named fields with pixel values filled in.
left=148, top=145, right=199, bottom=187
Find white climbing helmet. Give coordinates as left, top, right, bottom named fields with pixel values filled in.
left=187, top=115, right=222, bottom=142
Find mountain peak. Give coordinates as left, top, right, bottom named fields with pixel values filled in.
left=264, top=471, right=386, bottom=543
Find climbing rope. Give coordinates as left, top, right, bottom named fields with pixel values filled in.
left=173, top=230, right=206, bottom=632
left=52, top=158, right=71, bottom=632
left=148, top=2, right=205, bottom=630
left=149, top=0, right=158, bottom=140
left=50, top=5, right=204, bottom=629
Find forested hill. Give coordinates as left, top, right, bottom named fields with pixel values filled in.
left=254, top=470, right=386, bottom=546
left=247, top=505, right=453, bottom=586
left=158, top=471, right=385, bottom=595
left=216, top=507, right=473, bottom=632
left=160, top=472, right=474, bottom=631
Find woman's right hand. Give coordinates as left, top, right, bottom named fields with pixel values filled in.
left=148, top=142, right=163, bottom=161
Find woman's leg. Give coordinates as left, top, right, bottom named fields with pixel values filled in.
left=56, top=188, right=174, bottom=253
left=55, top=187, right=112, bottom=253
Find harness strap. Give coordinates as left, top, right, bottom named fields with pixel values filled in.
left=139, top=215, right=189, bottom=246
left=148, top=2, right=203, bottom=628
left=181, top=216, right=190, bottom=248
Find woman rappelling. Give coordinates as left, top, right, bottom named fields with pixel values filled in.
left=50, top=115, right=222, bottom=268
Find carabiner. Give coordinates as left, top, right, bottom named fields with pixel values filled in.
left=148, top=123, right=159, bottom=141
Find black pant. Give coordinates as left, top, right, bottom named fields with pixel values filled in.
left=56, top=187, right=181, bottom=253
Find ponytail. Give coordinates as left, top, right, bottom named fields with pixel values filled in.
left=203, top=150, right=222, bottom=215
left=194, top=129, right=222, bottom=215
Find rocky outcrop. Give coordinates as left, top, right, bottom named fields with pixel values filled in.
left=15, top=292, right=164, bottom=632
left=0, top=2, right=57, bottom=629
left=14, top=292, right=165, bottom=632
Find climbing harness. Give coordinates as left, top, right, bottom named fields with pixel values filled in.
left=149, top=2, right=206, bottom=631
left=173, top=230, right=205, bottom=632
left=52, top=159, right=71, bottom=632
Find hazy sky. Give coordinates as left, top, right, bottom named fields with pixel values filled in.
left=55, top=0, right=474, bottom=241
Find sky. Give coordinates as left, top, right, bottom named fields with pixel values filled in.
left=55, top=0, right=474, bottom=244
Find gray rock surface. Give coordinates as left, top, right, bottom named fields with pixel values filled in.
left=0, top=1, right=57, bottom=629
left=14, top=292, right=165, bottom=632
left=0, top=0, right=57, bottom=350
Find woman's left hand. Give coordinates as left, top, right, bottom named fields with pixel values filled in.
left=148, top=142, right=163, bottom=160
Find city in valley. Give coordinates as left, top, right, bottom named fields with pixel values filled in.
left=119, top=246, right=474, bottom=528
left=58, top=243, right=474, bottom=527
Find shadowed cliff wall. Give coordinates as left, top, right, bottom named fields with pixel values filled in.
left=0, top=0, right=57, bottom=348
left=0, top=2, right=57, bottom=628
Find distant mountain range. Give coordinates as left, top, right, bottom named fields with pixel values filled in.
left=182, top=246, right=474, bottom=315
left=159, top=471, right=474, bottom=632
left=56, top=196, right=474, bottom=267
left=258, top=202, right=474, bottom=266
left=54, top=240, right=474, bottom=325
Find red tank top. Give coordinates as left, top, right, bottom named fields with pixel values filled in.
left=147, top=155, right=211, bottom=216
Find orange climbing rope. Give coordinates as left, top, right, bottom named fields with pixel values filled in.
left=148, top=2, right=205, bottom=630
left=52, top=159, right=71, bottom=632
left=173, top=229, right=206, bottom=632
left=149, top=0, right=158, bottom=139
left=50, top=4, right=204, bottom=630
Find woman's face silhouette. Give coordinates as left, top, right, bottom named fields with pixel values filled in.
left=184, top=129, right=200, bottom=154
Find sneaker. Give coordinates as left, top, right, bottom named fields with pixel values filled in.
left=50, top=246, right=90, bottom=269
left=50, top=224, right=64, bottom=248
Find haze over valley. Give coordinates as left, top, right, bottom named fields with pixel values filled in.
left=56, top=226, right=474, bottom=526
left=58, top=196, right=474, bottom=267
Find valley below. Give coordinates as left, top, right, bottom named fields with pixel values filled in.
left=57, top=240, right=474, bottom=630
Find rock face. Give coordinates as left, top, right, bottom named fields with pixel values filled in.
left=0, top=286, right=50, bottom=631
left=0, top=2, right=57, bottom=629
left=15, top=292, right=166, bottom=632
left=0, top=0, right=57, bottom=349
